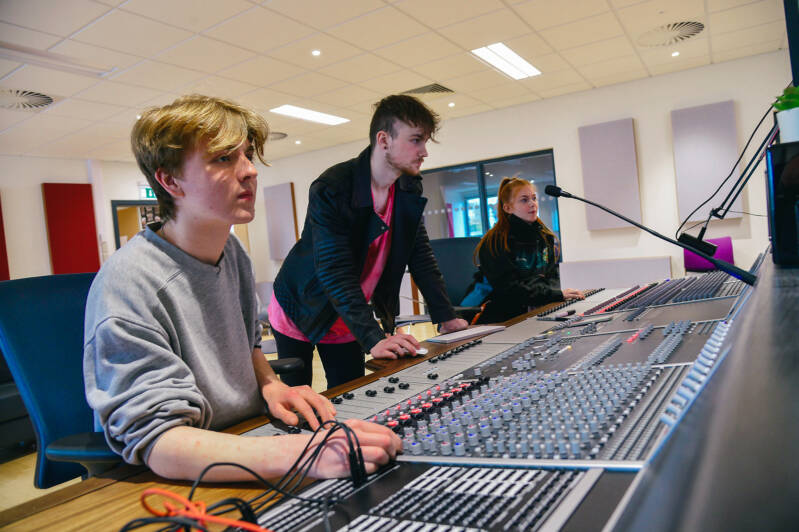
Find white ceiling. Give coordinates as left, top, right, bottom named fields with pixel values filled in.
left=0, top=0, right=788, bottom=163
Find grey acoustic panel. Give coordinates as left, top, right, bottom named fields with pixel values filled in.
left=263, top=182, right=298, bottom=260
left=671, top=100, right=742, bottom=222
left=578, top=118, right=642, bottom=230
left=560, top=256, right=672, bottom=289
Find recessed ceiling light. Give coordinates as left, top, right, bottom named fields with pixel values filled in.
left=295, top=140, right=302, bottom=145
left=311, top=50, right=321, bottom=56
left=471, top=42, right=541, bottom=80
left=269, top=104, right=349, bottom=125
left=136, top=114, right=141, bottom=120
left=672, top=51, right=680, bottom=57
left=448, top=102, right=455, bottom=108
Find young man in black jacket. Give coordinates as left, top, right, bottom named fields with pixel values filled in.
left=268, top=95, right=468, bottom=389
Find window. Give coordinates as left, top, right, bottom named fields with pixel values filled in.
left=421, top=149, right=561, bottom=245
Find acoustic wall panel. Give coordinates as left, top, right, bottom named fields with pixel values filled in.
left=41, top=183, right=100, bottom=274
left=671, top=100, right=742, bottom=222
left=0, top=193, right=9, bottom=281
left=263, top=182, right=298, bottom=260
left=578, top=118, right=642, bottom=230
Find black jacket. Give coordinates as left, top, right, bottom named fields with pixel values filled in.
left=476, top=214, right=563, bottom=323
left=273, top=147, right=456, bottom=350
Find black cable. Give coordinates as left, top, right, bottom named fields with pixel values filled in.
left=674, top=103, right=775, bottom=239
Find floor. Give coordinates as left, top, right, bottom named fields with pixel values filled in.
left=0, top=322, right=438, bottom=513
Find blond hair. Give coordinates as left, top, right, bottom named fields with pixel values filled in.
left=474, top=176, right=557, bottom=263
left=131, top=94, right=269, bottom=221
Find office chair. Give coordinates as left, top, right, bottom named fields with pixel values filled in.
left=428, top=237, right=484, bottom=323
left=0, top=273, right=120, bottom=488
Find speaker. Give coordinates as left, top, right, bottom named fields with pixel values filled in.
left=766, top=141, right=799, bottom=266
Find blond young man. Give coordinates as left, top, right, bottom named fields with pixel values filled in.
left=83, top=95, right=400, bottom=482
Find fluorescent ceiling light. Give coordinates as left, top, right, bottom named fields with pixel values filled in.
left=269, top=104, right=349, bottom=125
left=471, top=42, right=541, bottom=80
left=0, top=40, right=115, bottom=78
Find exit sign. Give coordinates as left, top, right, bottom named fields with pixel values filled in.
left=138, top=185, right=156, bottom=200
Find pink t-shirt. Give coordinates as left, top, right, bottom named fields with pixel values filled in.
left=267, top=184, right=395, bottom=344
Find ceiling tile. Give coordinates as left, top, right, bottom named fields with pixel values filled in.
left=75, top=80, right=163, bottom=105
left=0, top=132, right=43, bottom=154
left=423, top=93, right=484, bottom=114
left=560, top=36, right=638, bottom=66
left=536, top=80, right=592, bottom=98
left=87, top=139, right=134, bottom=161
left=412, top=53, right=486, bottom=80
left=0, top=21, right=61, bottom=49
left=609, top=0, right=650, bottom=7
left=137, top=91, right=184, bottom=108
left=440, top=101, right=494, bottom=118
left=183, top=76, right=258, bottom=100
left=392, top=0, right=505, bottom=29
left=374, top=33, right=463, bottom=68
left=0, top=0, right=110, bottom=37
left=638, top=36, right=709, bottom=66
left=318, top=54, right=402, bottom=83
left=438, top=8, right=532, bottom=49
left=155, top=37, right=255, bottom=74
left=539, top=12, right=625, bottom=50
left=72, top=10, right=194, bottom=56
left=1, top=64, right=99, bottom=97
left=121, top=0, right=254, bottom=32
left=204, top=6, right=315, bottom=54
left=110, top=61, right=206, bottom=92
left=267, top=72, right=349, bottom=98
left=649, top=55, right=710, bottom=75
left=237, top=87, right=300, bottom=115
left=261, top=112, right=328, bottom=137
left=267, top=34, right=361, bottom=70
left=42, top=98, right=128, bottom=120
left=521, top=67, right=585, bottom=91
left=359, top=69, right=432, bottom=95
left=312, top=84, right=382, bottom=108
left=0, top=58, right=22, bottom=77
left=617, top=0, right=705, bottom=36
left=712, top=20, right=786, bottom=50
left=9, top=113, right=94, bottom=141
left=707, top=0, right=758, bottom=11
left=470, top=82, right=533, bottom=104
left=709, top=0, right=783, bottom=34
left=90, top=120, right=135, bottom=139
left=327, top=6, right=427, bottom=49
left=513, top=0, right=610, bottom=31
left=49, top=39, right=142, bottom=72
left=0, top=108, right=32, bottom=131
left=712, top=38, right=782, bottom=63
left=442, top=69, right=510, bottom=92
left=490, top=92, right=542, bottom=108
left=576, top=55, right=646, bottom=78
left=588, top=68, right=649, bottom=87
left=520, top=53, right=571, bottom=74
left=503, top=33, right=554, bottom=58
left=263, top=0, right=384, bottom=30
left=217, top=56, right=303, bottom=87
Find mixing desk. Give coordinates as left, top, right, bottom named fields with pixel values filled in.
left=241, top=263, right=776, bottom=531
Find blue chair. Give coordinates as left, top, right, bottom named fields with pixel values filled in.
left=428, top=237, right=483, bottom=322
left=0, top=273, right=120, bottom=488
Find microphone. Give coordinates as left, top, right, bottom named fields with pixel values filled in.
left=545, top=185, right=757, bottom=286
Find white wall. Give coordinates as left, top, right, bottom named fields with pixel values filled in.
left=253, top=50, right=790, bottom=283
left=0, top=50, right=790, bottom=283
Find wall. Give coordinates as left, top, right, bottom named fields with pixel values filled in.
left=253, top=50, right=790, bottom=282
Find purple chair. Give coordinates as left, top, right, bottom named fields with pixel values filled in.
left=683, top=236, right=735, bottom=272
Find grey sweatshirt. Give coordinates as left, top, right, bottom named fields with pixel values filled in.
left=83, top=225, right=264, bottom=465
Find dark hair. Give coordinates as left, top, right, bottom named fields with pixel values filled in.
left=131, top=94, right=269, bottom=221
left=369, top=94, right=440, bottom=147
left=474, top=176, right=558, bottom=264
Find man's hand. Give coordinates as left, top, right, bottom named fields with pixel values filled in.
left=562, top=288, right=585, bottom=301
left=439, top=318, right=469, bottom=333
left=305, top=419, right=402, bottom=478
left=370, top=333, right=421, bottom=359
left=261, top=380, right=336, bottom=430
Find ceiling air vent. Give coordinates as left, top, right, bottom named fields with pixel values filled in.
left=0, top=88, right=53, bottom=110
left=402, top=83, right=454, bottom=95
left=637, top=21, right=705, bottom=47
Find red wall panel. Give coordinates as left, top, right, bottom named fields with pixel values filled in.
left=41, top=183, right=100, bottom=274
left=0, top=193, right=9, bottom=281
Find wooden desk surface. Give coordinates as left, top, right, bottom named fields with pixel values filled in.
left=0, top=304, right=561, bottom=531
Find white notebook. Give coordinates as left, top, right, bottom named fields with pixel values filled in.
left=427, top=325, right=506, bottom=343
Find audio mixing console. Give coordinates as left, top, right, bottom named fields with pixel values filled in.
left=245, top=267, right=759, bottom=531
